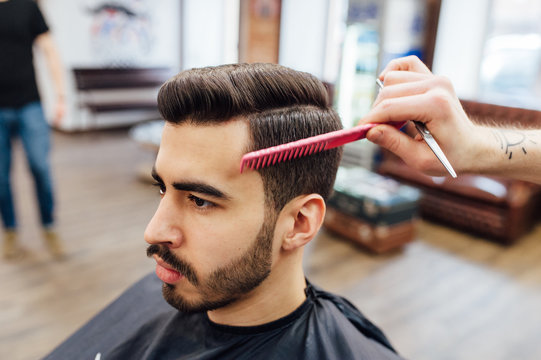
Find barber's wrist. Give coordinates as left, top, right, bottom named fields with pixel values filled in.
left=459, top=125, right=496, bottom=175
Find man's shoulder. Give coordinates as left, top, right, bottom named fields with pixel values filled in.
left=44, top=273, right=177, bottom=360
left=6, top=0, right=38, bottom=9
left=300, top=283, right=405, bottom=359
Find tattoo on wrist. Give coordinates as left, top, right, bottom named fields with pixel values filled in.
left=491, top=129, right=537, bottom=160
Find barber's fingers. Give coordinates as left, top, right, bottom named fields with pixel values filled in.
left=379, top=55, right=432, bottom=79
left=381, top=70, right=430, bottom=87
left=375, top=74, right=456, bottom=106
left=366, top=124, right=445, bottom=175
left=374, top=76, right=432, bottom=108
left=364, top=92, right=448, bottom=126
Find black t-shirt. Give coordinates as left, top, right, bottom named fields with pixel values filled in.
left=45, top=273, right=405, bottom=360
left=0, top=0, right=49, bottom=107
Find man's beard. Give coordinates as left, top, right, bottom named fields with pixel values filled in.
left=146, top=212, right=277, bottom=313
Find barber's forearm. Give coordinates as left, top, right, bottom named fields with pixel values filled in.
left=35, top=32, right=66, bottom=124
left=36, top=33, right=65, bottom=100
left=45, top=46, right=65, bottom=101
left=472, top=126, right=541, bottom=184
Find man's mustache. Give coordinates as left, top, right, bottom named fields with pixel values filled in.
left=147, top=244, right=199, bottom=285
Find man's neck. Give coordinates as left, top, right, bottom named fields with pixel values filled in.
left=207, top=254, right=307, bottom=326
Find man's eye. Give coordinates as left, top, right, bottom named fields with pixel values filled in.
left=188, top=195, right=214, bottom=209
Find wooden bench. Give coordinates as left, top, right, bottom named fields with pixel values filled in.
left=72, top=67, right=174, bottom=129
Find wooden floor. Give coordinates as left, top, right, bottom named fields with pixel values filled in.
left=1, top=129, right=541, bottom=360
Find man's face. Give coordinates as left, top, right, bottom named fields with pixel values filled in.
left=145, top=120, right=277, bottom=313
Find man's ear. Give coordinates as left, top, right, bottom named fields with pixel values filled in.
left=280, top=194, right=326, bottom=251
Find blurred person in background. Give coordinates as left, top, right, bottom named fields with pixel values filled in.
left=45, top=63, right=405, bottom=359
left=361, top=56, right=541, bottom=184
left=0, top=0, right=66, bottom=259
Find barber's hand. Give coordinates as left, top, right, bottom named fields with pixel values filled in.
left=52, top=97, right=66, bottom=127
left=360, top=56, right=482, bottom=176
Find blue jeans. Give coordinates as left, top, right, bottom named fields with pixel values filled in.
left=0, top=101, right=54, bottom=230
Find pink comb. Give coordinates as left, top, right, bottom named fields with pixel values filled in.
left=240, top=121, right=406, bottom=173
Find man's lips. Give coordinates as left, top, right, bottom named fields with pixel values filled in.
left=153, top=255, right=184, bottom=284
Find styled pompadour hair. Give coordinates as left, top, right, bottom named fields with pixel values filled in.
left=157, top=63, right=343, bottom=212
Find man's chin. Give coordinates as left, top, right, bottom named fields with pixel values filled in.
left=162, top=283, right=237, bottom=313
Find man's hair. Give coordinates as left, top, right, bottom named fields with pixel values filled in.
left=157, top=63, right=343, bottom=212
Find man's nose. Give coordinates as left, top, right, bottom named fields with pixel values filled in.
left=144, top=198, right=183, bottom=248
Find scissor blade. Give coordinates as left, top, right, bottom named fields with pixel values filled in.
left=413, top=121, right=457, bottom=178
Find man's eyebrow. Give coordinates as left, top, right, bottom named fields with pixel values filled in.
left=153, top=166, right=230, bottom=200
left=172, top=182, right=231, bottom=200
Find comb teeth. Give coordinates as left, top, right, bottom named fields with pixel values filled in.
left=261, top=154, right=269, bottom=168
left=292, top=146, right=300, bottom=159
left=239, top=141, right=330, bottom=173
left=276, top=149, right=285, bottom=164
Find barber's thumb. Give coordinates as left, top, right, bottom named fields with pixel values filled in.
left=366, top=127, right=384, bottom=144
left=366, top=126, right=407, bottom=156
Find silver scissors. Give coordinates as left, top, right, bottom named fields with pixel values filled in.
left=375, top=79, right=457, bottom=178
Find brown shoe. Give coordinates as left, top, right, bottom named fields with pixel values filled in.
left=3, top=230, right=19, bottom=259
left=43, top=229, right=65, bottom=260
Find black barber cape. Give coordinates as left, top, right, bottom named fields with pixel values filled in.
left=45, top=273, right=405, bottom=360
